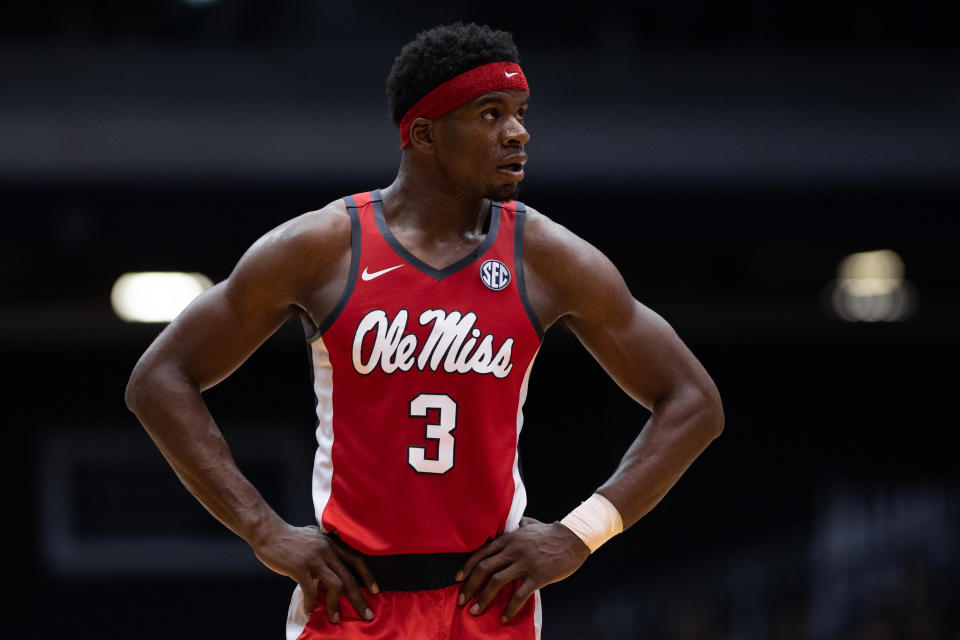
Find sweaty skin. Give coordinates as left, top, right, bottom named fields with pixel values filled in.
left=125, top=88, right=723, bottom=626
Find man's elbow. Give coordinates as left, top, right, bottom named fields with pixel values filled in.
left=124, top=365, right=147, bottom=415
left=699, top=383, right=724, bottom=440
left=125, top=357, right=161, bottom=416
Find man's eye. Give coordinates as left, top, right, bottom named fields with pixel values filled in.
left=482, top=109, right=499, bottom=120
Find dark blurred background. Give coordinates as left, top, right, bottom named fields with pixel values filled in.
left=3, top=1, right=959, bottom=638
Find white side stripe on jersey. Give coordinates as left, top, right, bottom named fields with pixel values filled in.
left=310, top=338, right=335, bottom=531
left=505, top=348, right=539, bottom=533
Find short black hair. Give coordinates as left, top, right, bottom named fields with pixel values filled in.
left=386, top=22, right=520, bottom=127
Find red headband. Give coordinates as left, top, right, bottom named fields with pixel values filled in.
left=399, top=61, right=528, bottom=148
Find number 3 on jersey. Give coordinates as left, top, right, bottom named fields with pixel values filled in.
left=408, top=393, right=456, bottom=474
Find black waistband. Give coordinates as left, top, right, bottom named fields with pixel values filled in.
left=339, top=540, right=472, bottom=592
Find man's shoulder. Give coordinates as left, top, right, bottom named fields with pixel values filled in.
left=233, top=199, right=352, bottom=281
left=518, top=201, right=626, bottom=327
left=519, top=203, right=595, bottom=264
left=244, top=199, right=353, bottom=270
left=274, top=199, right=351, bottom=247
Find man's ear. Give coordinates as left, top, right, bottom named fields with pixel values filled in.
left=409, top=118, right=435, bottom=151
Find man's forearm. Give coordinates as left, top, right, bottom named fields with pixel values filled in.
left=596, top=384, right=723, bottom=530
left=125, top=365, right=284, bottom=546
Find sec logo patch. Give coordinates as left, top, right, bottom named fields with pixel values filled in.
left=480, top=259, right=510, bottom=291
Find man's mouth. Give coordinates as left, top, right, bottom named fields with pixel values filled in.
left=497, top=161, right=525, bottom=180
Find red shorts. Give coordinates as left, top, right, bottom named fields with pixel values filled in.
left=287, top=582, right=540, bottom=640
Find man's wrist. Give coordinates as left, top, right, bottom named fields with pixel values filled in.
left=552, top=519, right=591, bottom=554
left=244, top=511, right=287, bottom=550
left=559, top=493, right=623, bottom=553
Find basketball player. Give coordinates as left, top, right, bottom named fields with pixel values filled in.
left=125, top=23, right=723, bottom=640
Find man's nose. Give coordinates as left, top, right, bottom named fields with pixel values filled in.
left=504, top=117, right=530, bottom=146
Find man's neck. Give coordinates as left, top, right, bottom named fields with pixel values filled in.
left=379, top=161, right=489, bottom=238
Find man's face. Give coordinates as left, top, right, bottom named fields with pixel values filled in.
left=432, top=90, right=530, bottom=201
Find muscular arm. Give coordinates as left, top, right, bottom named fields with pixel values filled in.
left=526, top=211, right=724, bottom=527
left=124, top=203, right=377, bottom=622
left=458, top=208, right=723, bottom=621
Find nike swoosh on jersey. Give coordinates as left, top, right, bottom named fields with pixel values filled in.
left=504, top=71, right=519, bottom=78
left=361, top=264, right=404, bottom=281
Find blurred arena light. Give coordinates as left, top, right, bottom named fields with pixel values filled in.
left=829, top=250, right=916, bottom=322
left=111, top=272, right=213, bottom=323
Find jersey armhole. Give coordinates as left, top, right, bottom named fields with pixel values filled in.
left=513, top=202, right=545, bottom=341
left=302, top=196, right=362, bottom=343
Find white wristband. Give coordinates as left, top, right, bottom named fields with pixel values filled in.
left=559, top=493, right=623, bottom=553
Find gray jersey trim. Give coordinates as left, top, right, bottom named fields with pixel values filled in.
left=303, top=196, right=362, bottom=343
left=370, top=188, right=501, bottom=281
left=513, top=202, right=544, bottom=340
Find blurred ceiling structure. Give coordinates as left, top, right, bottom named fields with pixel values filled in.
left=2, top=0, right=959, bottom=187
left=1, top=0, right=958, bottom=346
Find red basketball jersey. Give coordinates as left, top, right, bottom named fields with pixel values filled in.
left=303, top=190, right=543, bottom=555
